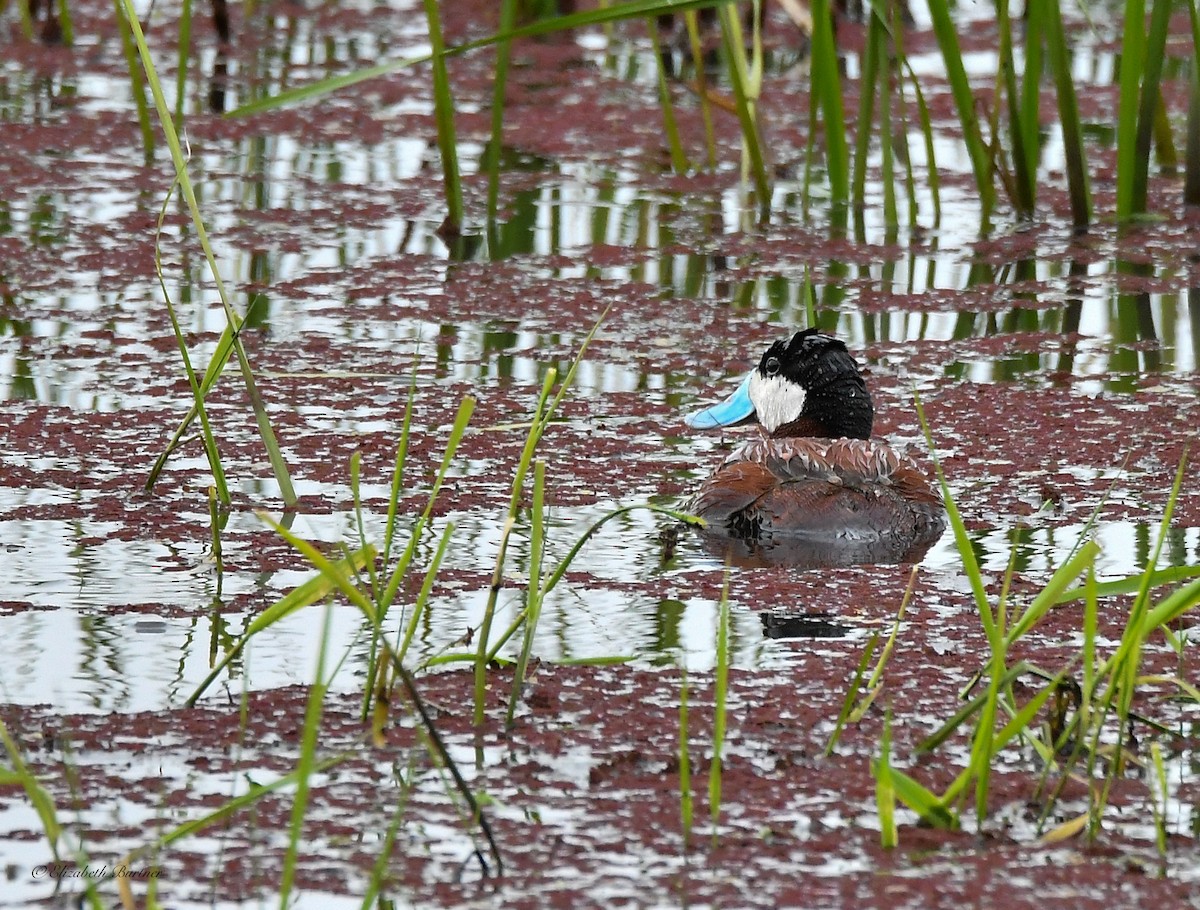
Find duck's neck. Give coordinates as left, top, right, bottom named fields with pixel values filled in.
left=772, top=380, right=874, bottom=440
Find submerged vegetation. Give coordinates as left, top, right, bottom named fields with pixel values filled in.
left=2, top=0, right=1200, bottom=905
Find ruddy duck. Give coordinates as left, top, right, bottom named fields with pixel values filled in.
left=686, top=329, right=946, bottom=567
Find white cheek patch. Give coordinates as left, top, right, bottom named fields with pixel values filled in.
left=748, top=372, right=807, bottom=433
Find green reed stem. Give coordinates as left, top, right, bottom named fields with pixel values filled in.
left=874, top=709, right=898, bottom=847
left=926, top=0, right=995, bottom=226
left=1127, top=0, right=1172, bottom=219
left=718, top=4, right=771, bottom=212
left=175, top=0, right=194, bottom=124
left=684, top=10, right=718, bottom=168
left=396, top=521, right=454, bottom=666
left=232, top=0, right=738, bottom=117
left=810, top=0, right=849, bottom=211
left=505, top=459, right=546, bottom=729
left=185, top=544, right=376, bottom=705
left=475, top=311, right=607, bottom=725
left=1186, top=0, right=1200, bottom=205
left=1044, top=0, right=1091, bottom=227
left=421, top=0, right=464, bottom=232
left=153, top=178, right=230, bottom=505
left=649, top=17, right=689, bottom=173
left=485, top=0, right=518, bottom=224
left=278, top=606, right=332, bottom=908
left=121, top=0, right=298, bottom=505
left=113, top=0, right=155, bottom=162
left=852, top=6, right=882, bottom=216
left=998, top=0, right=1035, bottom=217
left=876, top=15, right=897, bottom=234
left=1115, top=0, right=1146, bottom=220
left=0, top=720, right=63, bottom=862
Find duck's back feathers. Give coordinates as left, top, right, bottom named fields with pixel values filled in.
left=690, top=436, right=945, bottom=545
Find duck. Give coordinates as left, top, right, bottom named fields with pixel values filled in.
left=685, top=328, right=946, bottom=568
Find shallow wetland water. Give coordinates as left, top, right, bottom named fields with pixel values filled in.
left=2, top=0, right=1200, bottom=906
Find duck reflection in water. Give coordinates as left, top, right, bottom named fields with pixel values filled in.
left=685, top=329, right=946, bottom=569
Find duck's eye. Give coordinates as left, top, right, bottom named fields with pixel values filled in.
left=764, top=356, right=781, bottom=376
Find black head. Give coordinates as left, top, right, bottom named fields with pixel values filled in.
left=749, top=329, right=873, bottom=439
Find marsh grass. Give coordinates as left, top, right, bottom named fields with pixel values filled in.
left=860, top=398, right=1200, bottom=845
left=123, top=0, right=297, bottom=507
left=1187, top=0, right=1200, bottom=204
left=44, top=0, right=1200, bottom=232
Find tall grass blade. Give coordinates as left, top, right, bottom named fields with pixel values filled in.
left=649, top=18, right=689, bottom=173
left=0, top=720, right=63, bottom=861
left=1115, top=0, right=1146, bottom=220
left=826, top=634, right=879, bottom=755
left=485, top=0, right=518, bottom=225
left=875, top=11, right=897, bottom=234
left=997, top=0, right=1036, bottom=217
left=684, top=10, right=719, bottom=168
left=1044, top=0, right=1092, bottom=227
left=174, top=0, right=194, bottom=124
left=505, top=459, right=546, bottom=729
left=718, top=4, right=771, bottom=210
left=1127, top=0, right=1172, bottom=219
left=466, top=505, right=702, bottom=671
left=925, top=0, right=995, bottom=225
left=1186, top=0, right=1200, bottom=205
left=113, top=0, right=155, bottom=162
left=153, top=179, right=230, bottom=505
left=852, top=7, right=882, bottom=219
left=809, top=0, right=849, bottom=212
left=278, top=606, right=333, bottom=908
left=475, top=311, right=607, bottom=724
left=873, top=709, right=898, bottom=847
left=421, top=0, right=464, bottom=233
left=230, top=0, right=739, bottom=118
left=120, top=0, right=298, bottom=505
left=185, top=546, right=375, bottom=705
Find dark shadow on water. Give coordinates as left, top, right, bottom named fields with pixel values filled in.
left=760, top=611, right=853, bottom=640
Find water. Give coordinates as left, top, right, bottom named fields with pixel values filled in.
left=1, top=0, right=1198, bottom=718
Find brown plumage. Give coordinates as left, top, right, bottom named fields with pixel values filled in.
left=686, top=330, right=946, bottom=567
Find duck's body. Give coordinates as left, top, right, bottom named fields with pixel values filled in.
left=686, top=329, right=945, bottom=566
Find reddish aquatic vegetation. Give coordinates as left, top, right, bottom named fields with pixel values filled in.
left=4, top=664, right=1200, bottom=908
left=2, top=0, right=1200, bottom=906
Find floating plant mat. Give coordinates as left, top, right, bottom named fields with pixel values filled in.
left=2, top=0, right=1200, bottom=906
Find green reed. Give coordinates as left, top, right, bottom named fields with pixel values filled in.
left=485, top=0, right=519, bottom=224
left=684, top=9, right=719, bottom=168
left=1187, top=0, right=1200, bottom=205
left=864, top=399, right=1200, bottom=844
left=1117, top=0, right=1172, bottom=221
left=649, top=16, right=690, bottom=174
left=718, top=2, right=771, bottom=209
left=809, top=0, right=849, bottom=214
left=926, top=0, right=995, bottom=227
left=113, top=0, right=154, bottom=162
left=151, top=181, right=230, bottom=505
left=279, top=606, right=334, bottom=907
left=826, top=566, right=915, bottom=755
left=997, top=0, right=1035, bottom=218
left=122, top=0, right=297, bottom=506
left=421, top=0, right=464, bottom=233
left=1043, top=0, right=1092, bottom=227
left=0, top=720, right=65, bottom=865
